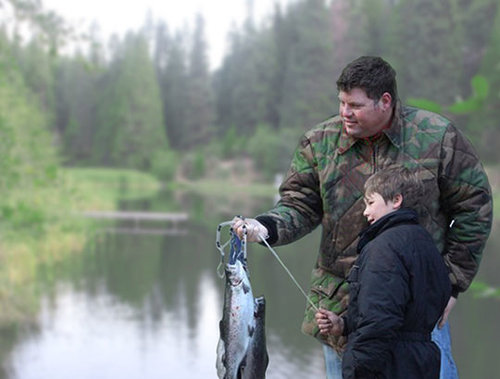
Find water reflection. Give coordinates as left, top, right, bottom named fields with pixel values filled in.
left=1, top=191, right=499, bottom=378
left=3, top=215, right=325, bottom=378
left=7, top=280, right=223, bottom=379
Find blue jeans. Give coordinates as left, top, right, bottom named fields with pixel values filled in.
left=322, top=344, right=343, bottom=379
left=431, top=322, right=459, bottom=379
left=323, top=322, right=459, bottom=379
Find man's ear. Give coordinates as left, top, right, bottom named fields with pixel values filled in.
left=392, top=193, right=403, bottom=209
left=379, top=92, right=392, bottom=112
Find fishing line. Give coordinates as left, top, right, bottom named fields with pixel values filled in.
left=258, top=233, right=319, bottom=312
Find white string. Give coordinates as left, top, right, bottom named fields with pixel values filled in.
left=258, top=233, right=319, bottom=312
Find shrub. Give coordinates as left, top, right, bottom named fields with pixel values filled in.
left=150, top=150, right=179, bottom=182
left=247, top=124, right=299, bottom=180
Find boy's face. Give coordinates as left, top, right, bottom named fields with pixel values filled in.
left=363, top=192, right=399, bottom=224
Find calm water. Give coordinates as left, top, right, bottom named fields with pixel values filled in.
left=1, top=191, right=499, bottom=378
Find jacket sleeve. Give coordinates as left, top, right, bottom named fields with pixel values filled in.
left=343, top=248, right=408, bottom=377
left=439, top=124, right=493, bottom=294
left=256, top=134, right=323, bottom=246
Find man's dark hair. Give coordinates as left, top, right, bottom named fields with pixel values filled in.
left=336, top=56, right=398, bottom=105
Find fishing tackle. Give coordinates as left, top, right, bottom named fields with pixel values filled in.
left=216, top=221, right=247, bottom=279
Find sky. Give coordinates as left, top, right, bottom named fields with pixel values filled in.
left=42, top=0, right=291, bottom=69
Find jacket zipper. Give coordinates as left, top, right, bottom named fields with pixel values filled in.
left=372, top=143, right=378, bottom=173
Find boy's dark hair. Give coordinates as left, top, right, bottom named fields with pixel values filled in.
left=336, top=56, right=398, bottom=106
left=364, top=165, right=423, bottom=210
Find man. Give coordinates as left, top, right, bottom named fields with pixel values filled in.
left=233, top=56, right=492, bottom=378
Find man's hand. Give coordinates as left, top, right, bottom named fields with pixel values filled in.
left=315, top=308, right=344, bottom=336
left=232, top=216, right=268, bottom=242
left=438, top=296, right=457, bottom=329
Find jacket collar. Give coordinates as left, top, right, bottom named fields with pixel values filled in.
left=337, top=100, right=403, bottom=155
left=357, top=208, right=418, bottom=252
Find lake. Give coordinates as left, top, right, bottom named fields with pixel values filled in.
left=1, top=191, right=499, bottom=378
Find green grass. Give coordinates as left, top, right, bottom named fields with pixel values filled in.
left=63, top=167, right=160, bottom=187
left=61, top=167, right=161, bottom=210
left=175, top=178, right=277, bottom=198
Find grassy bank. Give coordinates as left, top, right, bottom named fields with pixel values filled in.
left=174, top=178, right=277, bottom=198
left=0, top=168, right=161, bottom=327
left=62, top=167, right=161, bottom=209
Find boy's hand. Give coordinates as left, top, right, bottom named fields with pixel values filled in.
left=438, top=296, right=457, bottom=329
left=315, top=308, right=344, bottom=336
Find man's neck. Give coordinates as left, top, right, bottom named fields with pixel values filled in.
left=367, top=108, right=394, bottom=142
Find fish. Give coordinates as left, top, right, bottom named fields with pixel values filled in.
left=241, top=296, right=269, bottom=379
left=216, top=228, right=269, bottom=379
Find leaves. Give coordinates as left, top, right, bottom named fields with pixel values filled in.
left=469, top=281, right=500, bottom=299
left=447, top=75, right=489, bottom=114
left=471, top=75, right=490, bottom=99
left=408, top=75, right=490, bottom=115
left=406, top=98, right=443, bottom=113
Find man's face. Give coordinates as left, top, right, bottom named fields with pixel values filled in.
left=338, top=88, right=392, bottom=139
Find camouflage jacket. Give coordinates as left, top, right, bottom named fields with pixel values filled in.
left=256, top=102, right=493, bottom=351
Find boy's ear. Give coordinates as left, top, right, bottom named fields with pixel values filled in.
left=392, top=193, right=403, bottom=209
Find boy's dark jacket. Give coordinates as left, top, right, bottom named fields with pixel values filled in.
left=341, top=208, right=451, bottom=379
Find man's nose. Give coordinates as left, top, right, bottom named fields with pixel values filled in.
left=341, top=104, right=352, bottom=117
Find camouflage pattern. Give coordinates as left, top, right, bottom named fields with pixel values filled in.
left=257, top=101, right=493, bottom=351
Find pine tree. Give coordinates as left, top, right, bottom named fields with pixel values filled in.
left=14, top=37, right=57, bottom=113
left=155, top=24, right=189, bottom=150
left=54, top=53, right=101, bottom=164
left=93, top=32, right=168, bottom=169
left=390, top=0, right=464, bottom=102
left=278, top=0, right=337, bottom=131
left=184, top=14, right=215, bottom=148
left=214, top=23, right=274, bottom=136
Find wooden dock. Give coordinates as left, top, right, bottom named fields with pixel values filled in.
left=82, top=210, right=189, bottom=236
left=82, top=210, right=188, bottom=221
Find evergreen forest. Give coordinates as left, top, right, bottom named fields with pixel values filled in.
left=2, top=0, right=500, bottom=186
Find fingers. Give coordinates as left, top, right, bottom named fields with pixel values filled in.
left=315, top=309, right=333, bottom=335
left=316, top=318, right=332, bottom=335
left=245, top=224, right=258, bottom=241
left=231, top=216, right=247, bottom=239
left=231, top=216, right=245, bottom=232
left=315, top=309, right=344, bottom=336
left=231, top=217, right=268, bottom=242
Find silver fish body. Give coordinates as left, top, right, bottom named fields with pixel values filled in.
left=216, top=259, right=256, bottom=379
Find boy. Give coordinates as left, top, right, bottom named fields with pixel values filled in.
left=315, top=165, right=452, bottom=378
